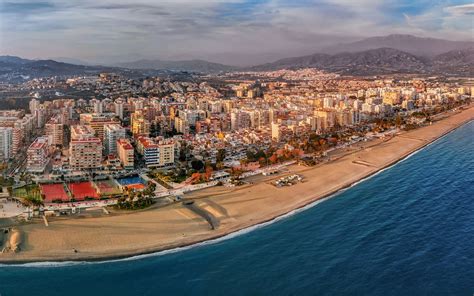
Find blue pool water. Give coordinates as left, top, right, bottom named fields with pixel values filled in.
left=1, top=121, right=473, bottom=296
left=116, top=176, right=145, bottom=186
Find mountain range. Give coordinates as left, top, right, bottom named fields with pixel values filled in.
left=116, top=59, right=235, bottom=73
left=0, top=56, right=115, bottom=82
left=320, top=34, right=473, bottom=57
left=249, top=47, right=474, bottom=76
left=1, top=35, right=473, bottom=81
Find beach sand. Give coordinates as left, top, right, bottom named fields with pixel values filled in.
left=1, top=105, right=473, bottom=263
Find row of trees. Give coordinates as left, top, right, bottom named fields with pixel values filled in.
left=115, top=182, right=156, bottom=210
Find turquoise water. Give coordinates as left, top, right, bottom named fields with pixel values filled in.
left=1, top=121, right=473, bottom=296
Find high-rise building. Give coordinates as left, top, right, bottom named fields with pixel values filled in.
left=271, top=122, right=281, bottom=141
left=104, top=124, right=126, bottom=155
left=27, top=137, right=50, bottom=173
left=307, top=116, right=321, bottom=131
left=314, top=109, right=336, bottom=130
left=80, top=113, right=120, bottom=140
left=131, top=111, right=150, bottom=137
left=114, top=99, right=125, bottom=120
left=45, top=117, right=64, bottom=146
left=230, top=111, right=251, bottom=131
left=69, top=125, right=102, bottom=171
left=323, top=97, right=334, bottom=108
left=0, top=127, right=13, bottom=161
left=136, top=137, right=175, bottom=168
left=174, top=117, right=189, bottom=135
left=29, top=98, right=40, bottom=115
left=117, top=138, right=134, bottom=169
left=91, top=99, right=104, bottom=114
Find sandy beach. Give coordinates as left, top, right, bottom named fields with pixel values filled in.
left=1, top=105, right=473, bottom=263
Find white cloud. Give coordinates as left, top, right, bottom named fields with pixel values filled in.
left=0, top=0, right=472, bottom=64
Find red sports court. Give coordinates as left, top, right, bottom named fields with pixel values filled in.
left=40, top=183, right=69, bottom=203
left=68, top=181, right=99, bottom=200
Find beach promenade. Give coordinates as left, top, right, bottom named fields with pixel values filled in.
left=1, top=105, right=473, bottom=263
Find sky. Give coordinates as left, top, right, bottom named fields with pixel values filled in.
left=0, top=0, right=473, bottom=65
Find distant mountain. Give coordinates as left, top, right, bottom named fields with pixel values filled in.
left=116, top=59, right=235, bottom=73
left=431, top=47, right=474, bottom=76
left=0, top=55, right=32, bottom=65
left=321, top=34, right=474, bottom=57
left=47, top=57, right=91, bottom=66
left=250, top=48, right=430, bottom=75
left=0, top=56, right=115, bottom=82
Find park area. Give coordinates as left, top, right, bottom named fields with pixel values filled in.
left=95, top=179, right=122, bottom=197
left=13, top=184, right=42, bottom=202
left=40, top=183, right=70, bottom=203
left=68, top=181, right=99, bottom=200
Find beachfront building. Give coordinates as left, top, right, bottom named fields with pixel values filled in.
left=117, top=138, right=134, bottom=169
left=158, top=140, right=175, bottom=167
left=136, top=136, right=175, bottom=168
left=136, top=137, right=158, bottom=167
left=0, top=127, right=13, bottom=161
left=69, top=125, right=102, bottom=171
left=104, top=124, right=126, bottom=155
left=27, top=136, right=50, bottom=173
left=314, top=109, right=336, bottom=130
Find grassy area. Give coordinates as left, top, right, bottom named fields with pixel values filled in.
left=13, top=184, right=42, bottom=203
left=149, top=169, right=189, bottom=185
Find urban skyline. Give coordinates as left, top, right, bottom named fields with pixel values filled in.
left=0, top=1, right=473, bottom=294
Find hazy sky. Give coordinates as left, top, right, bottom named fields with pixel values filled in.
left=0, top=0, right=473, bottom=65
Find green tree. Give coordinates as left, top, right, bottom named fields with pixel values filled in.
left=216, top=148, right=226, bottom=163
left=191, top=158, right=204, bottom=171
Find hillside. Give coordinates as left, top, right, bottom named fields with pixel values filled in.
left=321, top=34, right=474, bottom=57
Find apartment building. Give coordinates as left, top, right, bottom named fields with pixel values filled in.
left=27, top=137, right=50, bottom=173
left=69, top=125, right=102, bottom=171
left=104, top=124, right=126, bottom=155
left=117, top=138, right=134, bottom=169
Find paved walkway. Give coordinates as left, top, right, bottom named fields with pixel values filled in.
left=0, top=200, right=27, bottom=218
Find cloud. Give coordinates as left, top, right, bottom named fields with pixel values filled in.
left=0, top=0, right=472, bottom=65
left=444, top=3, right=474, bottom=16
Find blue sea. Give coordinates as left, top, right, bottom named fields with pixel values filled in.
left=1, top=121, right=473, bottom=296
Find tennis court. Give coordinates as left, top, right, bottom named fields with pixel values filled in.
left=117, top=176, right=146, bottom=190
left=40, top=183, right=70, bottom=203
left=68, top=181, right=99, bottom=200
left=95, top=179, right=122, bottom=196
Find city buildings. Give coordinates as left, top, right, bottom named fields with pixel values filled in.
left=69, top=125, right=102, bottom=171
left=0, top=127, right=13, bottom=161
left=80, top=113, right=120, bottom=140
left=27, top=136, right=50, bottom=173
left=45, top=116, right=64, bottom=146
left=104, top=124, right=126, bottom=155
left=136, top=136, right=175, bottom=168
left=116, top=138, right=134, bottom=169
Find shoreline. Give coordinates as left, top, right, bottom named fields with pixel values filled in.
left=1, top=106, right=473, bottom=264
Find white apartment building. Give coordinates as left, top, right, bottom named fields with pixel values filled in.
left=27, top=137, right=50, bottom=173
left=0, top=127, right=13, bottom=161
left=104, top=124, right=126, bottom=155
